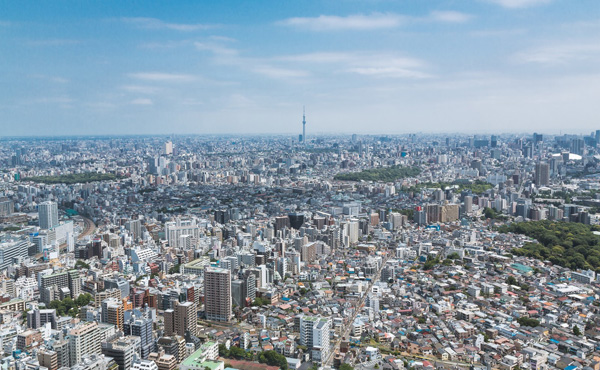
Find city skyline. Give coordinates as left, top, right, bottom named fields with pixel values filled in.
left=1, top=0, right=599, bottom=136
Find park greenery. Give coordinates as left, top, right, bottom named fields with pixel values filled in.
left=23, top=172, right=123, bottom=184
left=517, top=316, right=540, bottom=327
left=334, top=166, right=421, bottom=182
left=483, top=207, right=508, bottom=221
left=404, top=179, right=493, bottom=194
left=499, top=220, right=600, bottom=271
left=252, top=296, right=270, bottom=306
left=48, top=293, right=92, bottom=317
left=74, top=260, right=90, bottom=269
left=218, top=344, right=288, bottom=370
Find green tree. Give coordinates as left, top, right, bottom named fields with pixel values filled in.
left=258, top=351, right=288, bottom=370
left=218, top=344, right=229, bottom=358
left=573, top=325, right=582, bottom=336
left=339, top=364, right=354, bottom=370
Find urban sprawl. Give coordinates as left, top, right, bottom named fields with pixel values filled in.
left=1, top=133, right=600, bottom=370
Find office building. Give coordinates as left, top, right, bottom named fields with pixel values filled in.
left=0, top=236, right=30, bottom=271
left=27, top=308, right=57, bottom=329
left=0, top=198, right=14, bottom=217
left=104, top=277, right=130, bottom=299
left=164, top=141, right=173, bottom=155
left=204, top=266, right=231, bottom=322
left=535, top=162, right=550, bottom=187
left=124, top=315, right=155, bottom=359
left=102, top=336, right=139, bottom=370
left=39, top=201, right=59, bottom=230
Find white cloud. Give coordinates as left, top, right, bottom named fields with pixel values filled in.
left=252, top=66, right=310, bottom=79
left=277, top=11, right=472, bottom=31
left=120, top=85, right=161, bottom=94
left=130, top=98, right=153, bottom=105
left=278, top=13, right=406, bottom=31
left=514, top=43, right=600, bottom=65
left=120, top=17, right=211, bottom=31
left=485, top=0, right=552, bottom=9
left=194, top=42, right=238, bottom=56
left=128, top=72, right=197, bottom=83
left=29, top=74, right=69, bottom=83
left=27, top=39, right=81, bottom=46
left=278, top=52, right=431, bottom=79
left=429, top=11, right=473, bottom=23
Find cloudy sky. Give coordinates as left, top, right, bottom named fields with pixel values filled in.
left=1, top=0, right=599, bottom=136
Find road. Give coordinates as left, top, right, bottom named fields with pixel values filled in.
left=324, top=252, right=391, bottom=367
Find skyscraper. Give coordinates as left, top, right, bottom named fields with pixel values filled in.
left=535, top=162, right=550, bottom=187
left=571, top=138, right=585, bottom=156
left=164, top=141, right=173, bottom=155
left=204, top=266, right=231, bottom=322
left=38, top=201, right=59, bottom=230
left=302, top=107, right=306, bottom=144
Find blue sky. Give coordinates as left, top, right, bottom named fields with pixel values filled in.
left=1, top=0, right=599, bottom=137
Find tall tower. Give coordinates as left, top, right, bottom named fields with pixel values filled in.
left=204, top=266, right=231, bottom=322
left=302, top=106, right=306, bottom=144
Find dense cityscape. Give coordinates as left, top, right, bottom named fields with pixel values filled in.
left=1, top=132, right=600, bottom=370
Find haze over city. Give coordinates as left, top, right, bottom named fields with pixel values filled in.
left=1, top=0, right=600, bottom=137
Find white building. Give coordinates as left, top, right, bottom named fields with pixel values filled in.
left=38, top=201, right=59, bottom=230
left=299, top=315, right=331, bottom=364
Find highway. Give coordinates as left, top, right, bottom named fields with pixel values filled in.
left=324, top=251, right=391, bottom=367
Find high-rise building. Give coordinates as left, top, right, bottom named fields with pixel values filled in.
left=463, top=196, right=473, bottom=214
left=288, top=212, right=305, bottom=229
left=126, top=219, right=143, bottom=241
left=156, top=336, right=186, bottom=364
left=101, top=298, right=124, bottom=330
left=164, top=141, right=173, bottom=155
left=571, top=138, right=585, bottom=156
left=104, top=277, right=130, bottom=299
left=40, top=269, right=81, bottom=304
left=204, top=266, right=231, bottom=322
left=69, top=322, right=101, bottom=366
left=535, top=162, right=550, bottom=187
left=124, top=315, right=155, bottom=359
left=27, top=308, right=57, bottom=329
left=0, top=198, right=14, bottom=217
left=163, top=301, right=197, bottom=337
left=101, top=336, right=138, bottom=370
left=38, top=349, right=58, bottom=370
left=38, top=201, right=59, bottom=230
left=299, top=315, right=331, bottom=364
left=0, top=236, right=30, bottom=271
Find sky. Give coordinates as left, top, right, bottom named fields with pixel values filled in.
left=1, top=0, right=599, bottom=137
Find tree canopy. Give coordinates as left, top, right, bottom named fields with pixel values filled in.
left=499, top=220, right=600, bottom=272
left=23, top=172, right=123, bottom=184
